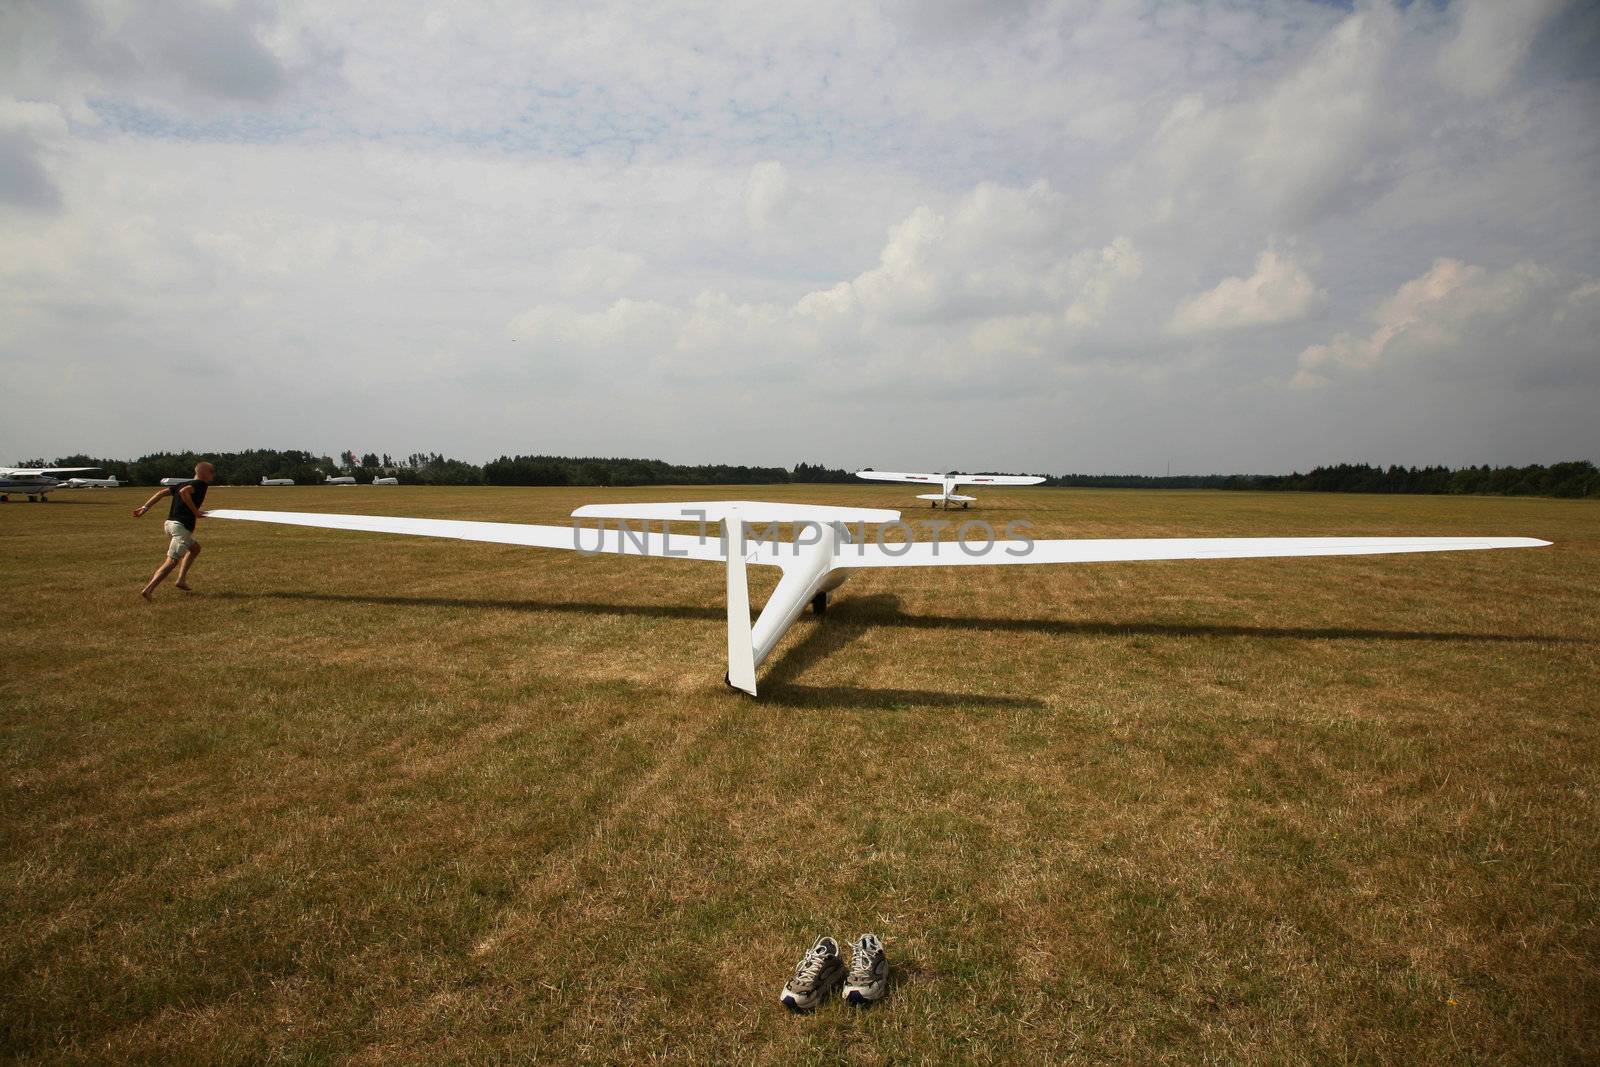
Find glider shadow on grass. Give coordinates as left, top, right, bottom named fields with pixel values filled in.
left=212, top=589, right=1578, bottom=647
left=212, top=590, right=1048, bottom=709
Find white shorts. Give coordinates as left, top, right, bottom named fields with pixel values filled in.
left=163, top=520, right=197, bottom=560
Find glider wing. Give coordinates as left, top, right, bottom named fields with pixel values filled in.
left=209, top=509, right=753, bottom=563
left=832, top=535, right=1551, bottom=568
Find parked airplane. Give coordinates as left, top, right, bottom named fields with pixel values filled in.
left=325, top=474, right=357, bottom=485
left=160, top=477, right=188, bottom=487
left=261, top=477, right=295, bottom=486
left=211, top=500, right=1550, bottom=697
left=0, top=466, right=103, bottom=502
left=856, top=469, right=1045, bottom=508
left=372, top=476, right=399, bottom=485
left=61, top=475, right=121, bottom=489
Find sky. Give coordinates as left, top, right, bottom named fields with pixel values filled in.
left=2, top=0, right=1597, bottom=474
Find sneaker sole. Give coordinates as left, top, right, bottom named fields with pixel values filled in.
left=779, top=971, right=842, bottom=1012
left=843, top=978, right=887, bottom=1005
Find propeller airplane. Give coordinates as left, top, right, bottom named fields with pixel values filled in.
left=0, top=466, right=105, bottom=502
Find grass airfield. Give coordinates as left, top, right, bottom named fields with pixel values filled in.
left=3, top=483, right=1597, bottom=1063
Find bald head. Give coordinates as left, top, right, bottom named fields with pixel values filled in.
left=195, top=461, right=215, bottom=483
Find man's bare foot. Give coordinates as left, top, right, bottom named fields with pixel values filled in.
left=140, top=589, right=154, bottom=601
left=175, top=582, right=192, bottom=591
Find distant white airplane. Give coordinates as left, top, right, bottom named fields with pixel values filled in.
left=261, top=477, right=295, bottom=486
left=160, top=477, right=189, bottom=488
left=325, top=474, right=357, bottom=485
left=856, top=469, right=1045, bottom=508
left=0, top=466, right=103, bottom=502
left=61, top=475, right=121, bottom=489
left=372, top=476, right=399, bottom=485
left=211, top=500, right=1550, bottom=697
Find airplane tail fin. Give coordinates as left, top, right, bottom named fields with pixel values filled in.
left=724, top=513, right=757, bottom=696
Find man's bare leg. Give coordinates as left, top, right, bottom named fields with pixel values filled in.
left=174, top=542, right=201, bottom=590
left=141, top=555, right=180, bottom=599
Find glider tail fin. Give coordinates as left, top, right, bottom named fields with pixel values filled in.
left=724, top=512, right=757, bottom=696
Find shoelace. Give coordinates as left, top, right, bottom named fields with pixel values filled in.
left=793, top=946, right=832, bottom=988
left=847, top=939, right=880, bottom=982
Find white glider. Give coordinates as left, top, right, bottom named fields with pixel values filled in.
left=210, top=501, right=1549, bottom=697
left=856, top=469, right=1045, bottom=508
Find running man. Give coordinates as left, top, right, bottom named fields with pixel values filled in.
left=133, top=461, right=215, bottom=599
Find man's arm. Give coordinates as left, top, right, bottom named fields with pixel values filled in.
left=133, top=487, right=170, bottom=517
left=175, top=484, right=204, bottom=522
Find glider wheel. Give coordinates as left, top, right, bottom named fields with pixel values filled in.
left=811, top=591, right=828, bottom=615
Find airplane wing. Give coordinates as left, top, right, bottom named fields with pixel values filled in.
left=854, top=470, right=942, bottom=484
left=832, top=535, right=1550, bottom=568
left=950, top=474, right=1045, bottom=487
left=2, top=466, right=103, bottom=477
left=208, top=509, right=795, bottom=566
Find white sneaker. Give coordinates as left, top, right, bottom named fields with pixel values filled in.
left=780, top=936, right=845, bottom=1011
left=842, top=933, right=888, bottom=1005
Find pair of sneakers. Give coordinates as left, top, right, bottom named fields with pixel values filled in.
left=780, top=934, right=888, bottom=1011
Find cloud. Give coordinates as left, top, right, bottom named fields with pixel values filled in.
left=557, top=246, right=645, bottom=300
left=505, top=180, right=1141, bottom=391
left=743, top=161, right=792, bottom=232
left=1437, top=0, right=1569, bottom=99
left=0, top=108, right=63, bottom=211
left=1168, top=250, right=1324, bottom=334
left=796, top=181, right=1130, bottom=327
left=1121, top=8, right=1406, bottom=230
left=0, top=0, right=295, bottom=109
left=1293, top=257, right=1600, bottom=389
left=0, top=1, right=1596, bottom=471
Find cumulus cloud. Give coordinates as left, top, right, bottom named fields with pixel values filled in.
left=793, top=181, right=1135, bottom=327
left=1168, top=250, right=1324, bottom=334
left=507, top=180, right=1142, bottom=390
left=1293, top=258, right=1600, bottom=389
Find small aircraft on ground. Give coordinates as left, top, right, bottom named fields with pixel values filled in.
left=61, top=475, right=121, bottom=489
left=261, top=477, right=295, bottom=486
left=856, top=469, right=1045, bottom=508
left=325, top=474, right=357, bottom=485
left=372, top=476, right=399, bottom=485
left=211, top=500, right=1550, bottom=697
left=0, top=466, right=104, bottom=502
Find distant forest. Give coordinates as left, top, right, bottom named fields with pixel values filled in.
left=16, top=450, right=1599, bottom=498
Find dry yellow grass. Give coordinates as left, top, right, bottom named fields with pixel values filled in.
left=3, top=484, right=1597, bottom=1063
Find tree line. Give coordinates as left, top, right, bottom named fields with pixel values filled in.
left=14, top=450, right=1598, bottom=498
left=1041, top=461, right=1600, bottom=499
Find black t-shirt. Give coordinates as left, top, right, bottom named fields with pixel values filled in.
left=167, top=480, right=207, bottom=530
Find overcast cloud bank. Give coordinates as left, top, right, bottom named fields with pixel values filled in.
left=2, top=0, right=1596, bottom=472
